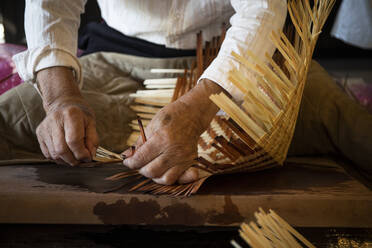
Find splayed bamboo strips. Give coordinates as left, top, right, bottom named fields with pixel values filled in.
left=210, top=93, right=265, bottom=141
left=265, top=52, right=295, bottom=87
left=129, top=178, right=152, bottom=191
left=245, top=48, right=292, bottom=96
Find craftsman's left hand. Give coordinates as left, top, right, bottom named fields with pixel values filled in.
left=122, top=79, right=222, bottom=185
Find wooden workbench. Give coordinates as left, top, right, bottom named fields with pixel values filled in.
left=0, top=157, right=371, bottom=227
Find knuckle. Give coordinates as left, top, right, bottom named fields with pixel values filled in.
left=54, top=144, right=67, bottom=156
left=163, top=174, right=176, bottom=185
left=125, top=160, right=137, bottom=170
left=142, top=166, right=160, bottom=179
left=65, top=136, right=81, bottom=148
left=135, top=151, right=147, bottom=167
left=36, top=126, right=41, bottom=135
left=64, top=106, right=77, bottom=115
left=36, top=125, right=45, bottom=137
left=63, top=106, right=81, bottom=117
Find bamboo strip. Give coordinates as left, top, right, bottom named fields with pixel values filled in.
left=130, top=105, right=162, bottom=114
left=210, top=92, right=265, bottom=140
left=134, top=97, right=170, bottom=107
left=143, top=78, right=178, bottom=85
left=150, top=69, right=185, bottom=74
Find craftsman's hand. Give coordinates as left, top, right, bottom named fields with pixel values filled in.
left=122, top=79, right=222, bottom=185
left=36, top=67, right=99, bottom=165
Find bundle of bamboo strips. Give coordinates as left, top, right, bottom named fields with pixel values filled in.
left=97, top=0, right=335, bottom=197
left=231, top=208, right=315, bottom=248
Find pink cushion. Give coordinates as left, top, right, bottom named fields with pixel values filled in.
left=346, top=78, right=372, bottom=114
left=0, top=44, right=26, bottom=95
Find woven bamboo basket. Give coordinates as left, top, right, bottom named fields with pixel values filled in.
left=97, top=0, right=336, bottom=197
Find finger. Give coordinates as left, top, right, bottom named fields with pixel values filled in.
left=36, top=125, right=52, bottom=159
left=152, top=163, right=191, bottom=185
left=177, top=167, right=199, bottom=184
left=138, top=154, right=173, bottom=179
left=121, top=146, right=136, bottom=159
left=43, top=130, right=57, bottom=160
left=37, top=135, right=51, bottom=159
left=121, top=134, right=144, bottom=158
left=64, top=110, right=91, bottom=162
left=123, top=134, right=162, bottom=170
left=51, top=122, right=79, bottom=166
left=54, top=158, right=69, bottom=166
left=85, top=120, right=99, bottom=158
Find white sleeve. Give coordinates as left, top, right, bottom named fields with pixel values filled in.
left=12, top=0, right=87, bottom=89
left=199, top=0, right=287, bottom=102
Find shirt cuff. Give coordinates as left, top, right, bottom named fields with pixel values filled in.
left=199, top=55, right=250, bottom=103
left=12, top=46, right=82, bottom=91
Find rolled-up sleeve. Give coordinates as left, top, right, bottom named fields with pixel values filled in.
left=13, top=0, right=86, bottom=89
left=199, top=0, right=287, bottom=102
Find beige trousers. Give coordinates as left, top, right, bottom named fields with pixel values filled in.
left=0, top=52, right=371, bottom=180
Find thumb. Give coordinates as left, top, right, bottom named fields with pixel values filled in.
left=177, top=167, right=199, bottom=184
left=120, top=133, right=145, bottom=159
left=85, top=120, right=99, bottom=158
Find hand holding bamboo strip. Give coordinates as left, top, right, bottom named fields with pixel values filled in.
left=97, top=0, right=335, bottom=197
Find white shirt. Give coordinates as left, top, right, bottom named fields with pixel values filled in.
left=13, top=0, right=287, bottom=101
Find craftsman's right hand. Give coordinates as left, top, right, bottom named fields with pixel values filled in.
left=35, top=67, right=99, bottom=165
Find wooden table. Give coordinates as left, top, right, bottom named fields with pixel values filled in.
left=0, top=157, right=371, bottom=227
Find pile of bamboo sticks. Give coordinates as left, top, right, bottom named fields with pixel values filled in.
left=231, top=208, right=315, bottom=248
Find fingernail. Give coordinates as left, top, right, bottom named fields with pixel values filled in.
left=121, top=146, right=136, bottom=159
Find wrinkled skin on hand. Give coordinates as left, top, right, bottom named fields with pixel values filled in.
left=123, top=79, right=222, bottom=185
left=36, top=67, right=99, bottom=165
left=123, top=100, right=201, bottom=185
left=36, top=96, right=98, bottom=165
